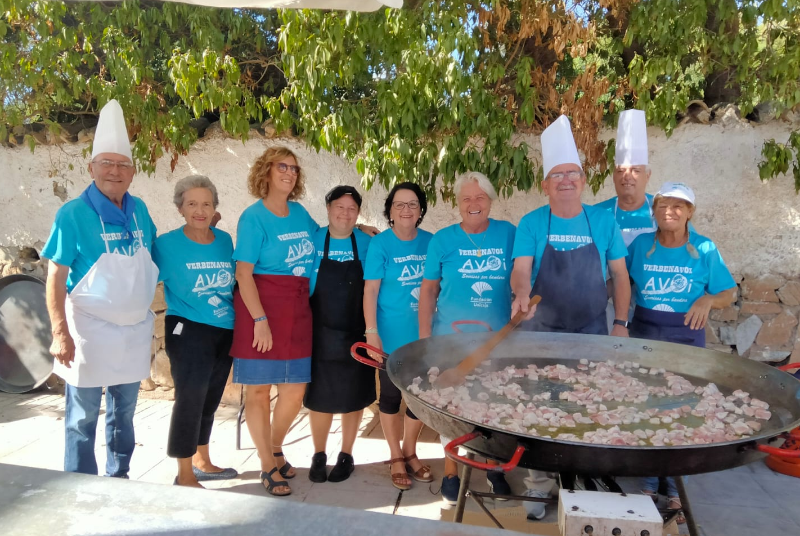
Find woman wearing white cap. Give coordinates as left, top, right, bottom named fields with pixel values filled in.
left=626, top=182, right=736, bottom=347
left=626, top=182, right=736, bottom=517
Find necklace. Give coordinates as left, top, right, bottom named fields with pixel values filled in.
left=464, top=229, right=488, bottom=257
left=264, top=199, right=289, bottom=217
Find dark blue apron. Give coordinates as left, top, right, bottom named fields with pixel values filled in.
left=629, top=306, right=705, bottom=348
left=521, top=209, right=609, bottom=335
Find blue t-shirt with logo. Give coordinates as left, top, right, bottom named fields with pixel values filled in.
left=364, top=228, right=433, bottom=354
left=424, top=219, right=516, bottom=336
left=152, top=227, right=235, bottom=329
left=595, top=194, right=657, bottom=247
left=512, top=204, right=627, bottom=284
left=309, top=227, right=371, bottom=295
left=627, top=231, right=736, bottom=313
left=233, top=200, right=319, bottom=277
left=42, top=197, right=158, bottom=293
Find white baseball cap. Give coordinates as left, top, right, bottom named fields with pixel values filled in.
left=656, top=182, right=696, bottom=205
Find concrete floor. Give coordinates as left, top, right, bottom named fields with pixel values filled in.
left=1, top=388, right=799, bottom=535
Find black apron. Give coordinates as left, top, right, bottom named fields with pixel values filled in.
left=630, top=306, right=705, bottom=348
left=304, top=232, right=376, bottom=413
left=521, top=209, right=609, bottom=335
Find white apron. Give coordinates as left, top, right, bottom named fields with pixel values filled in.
left=615, top=197, right=657, bottom=247
left=54, top=215, right=160, bottom=388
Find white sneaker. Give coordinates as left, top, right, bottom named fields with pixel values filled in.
left=521, top=488, right=549, bottom=520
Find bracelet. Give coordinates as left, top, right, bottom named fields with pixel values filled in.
left=253, top=316, right=267, bottom=323
left=365, top=328, right=378, bottom=335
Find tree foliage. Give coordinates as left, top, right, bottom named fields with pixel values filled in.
left=2, top=0, right=799, bottom=197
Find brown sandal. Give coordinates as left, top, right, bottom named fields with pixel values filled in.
left=667, top=497, right=686, bottom=524
left=385, top=457, right=412, bottom=490
left=404, top=454, right=434, bottom=483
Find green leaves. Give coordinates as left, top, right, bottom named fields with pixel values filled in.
left=2, top=1, right=799, bottom=196
left=760, top=132, right=800, bottom=193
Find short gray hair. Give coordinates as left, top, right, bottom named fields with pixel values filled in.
left=173, top=175, right=219, bottom=208
left=454, top=171, right=498, bottom=201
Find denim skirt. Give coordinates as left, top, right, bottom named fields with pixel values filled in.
left=233, top=357, right=311, bottom=385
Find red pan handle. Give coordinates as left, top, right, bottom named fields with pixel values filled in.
left=778, top=363, right=800, bottom=372
left=451, top=320, right=493, bottom=333
left=444, top=431, right=525, bottom=473
left=757, top=444, right=800, bottom=458
left=350, top=342, right=387, bottom=371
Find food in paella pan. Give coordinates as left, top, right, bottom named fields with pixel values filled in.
left=408, top=360, right=772, bottom=447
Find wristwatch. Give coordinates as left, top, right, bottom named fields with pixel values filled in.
left=613, top=319, right=630, bottom=329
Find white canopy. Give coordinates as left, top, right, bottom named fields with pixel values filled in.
left=80, top=0, right=402, bottom=11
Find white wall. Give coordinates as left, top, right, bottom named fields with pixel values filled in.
left=1, top=120, right=798, bottom=277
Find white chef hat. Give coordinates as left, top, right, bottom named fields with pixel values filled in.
left=91, top=99, right=132, bottom=161
left=541, top=115, right=582, bottom=178
left=615, top=109, right=648, bottom=166
left=656, top=182, right=696, bottom=205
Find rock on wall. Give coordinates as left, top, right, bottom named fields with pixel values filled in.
left=1, top=120, right=799, bottom=277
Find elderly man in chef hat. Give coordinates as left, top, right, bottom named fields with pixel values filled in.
left=43, top=100, right=159, bottom=477
left=595, top=109, right=654, bottom=332
left=509, top=115, right=631, bottom=518
left=595, top=109, right=655, bottom=247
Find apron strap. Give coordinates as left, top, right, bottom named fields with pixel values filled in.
left=546, top=206, right=594, bottom=244
left=97, top=216, right=111, bottom=254
left=132, top=213, right=144, bottom=250
left=323, top=231, right=331, bottom=260
left=350, top=232, right=359, bottom=263
left=323, top=231, right=359, bottom=262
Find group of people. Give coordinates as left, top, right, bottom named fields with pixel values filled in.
left=44, top=102, right=736, bottom=520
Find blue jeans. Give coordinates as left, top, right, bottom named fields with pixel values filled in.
left=642, top=476, right=679, bottom=497
left=64, top=382, right=140, bottom=477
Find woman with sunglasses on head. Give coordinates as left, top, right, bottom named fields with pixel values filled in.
left=362, top=182, right=434, bottom=490
left=304, top=186, right=373, bottom=484
left=230, top=146, right=318, bottom=496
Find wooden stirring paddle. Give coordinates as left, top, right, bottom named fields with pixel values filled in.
left=434, top=295, right=542, bottom=388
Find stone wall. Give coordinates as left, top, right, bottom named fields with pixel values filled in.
left=708, top=275, right=800, bottom=364
left=3, top=109, right=800, bottom=394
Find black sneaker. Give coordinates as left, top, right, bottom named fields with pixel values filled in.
left=327, top=452, right=355, bottom=483
left=309, top=452, right=328, bottom=483
left=487, top=471, right=511, bottom=500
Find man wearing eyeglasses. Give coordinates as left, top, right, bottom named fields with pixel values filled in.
left=42, top=100, right=159, bottom=478
left=508, top=115, right=631, bottom=519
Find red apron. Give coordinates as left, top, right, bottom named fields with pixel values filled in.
left=230, top=274, right=312, bottom=360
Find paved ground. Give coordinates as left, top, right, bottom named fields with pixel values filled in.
left=2, top=388, right=799, bottom=535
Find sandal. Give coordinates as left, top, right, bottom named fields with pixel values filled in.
left=273, top=450, right=296, bottom=479
left=260, top=467, right=291, bottom=496
left=385, top=457, right=412, bottom=491
left=404, top=454, right=434, bottom=483
left=667, top=497, right=686, bottom=524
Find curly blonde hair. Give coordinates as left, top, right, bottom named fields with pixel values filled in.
left=247, top=146, right=306, bottom=200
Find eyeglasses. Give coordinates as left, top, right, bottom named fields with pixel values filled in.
left=392, top=200, right=420, bottom=210
left=275, top=162, right=301, bottom=174
left=547, top=170, right=582, bottom=182
left=92, top=159, right=135, bottom=171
